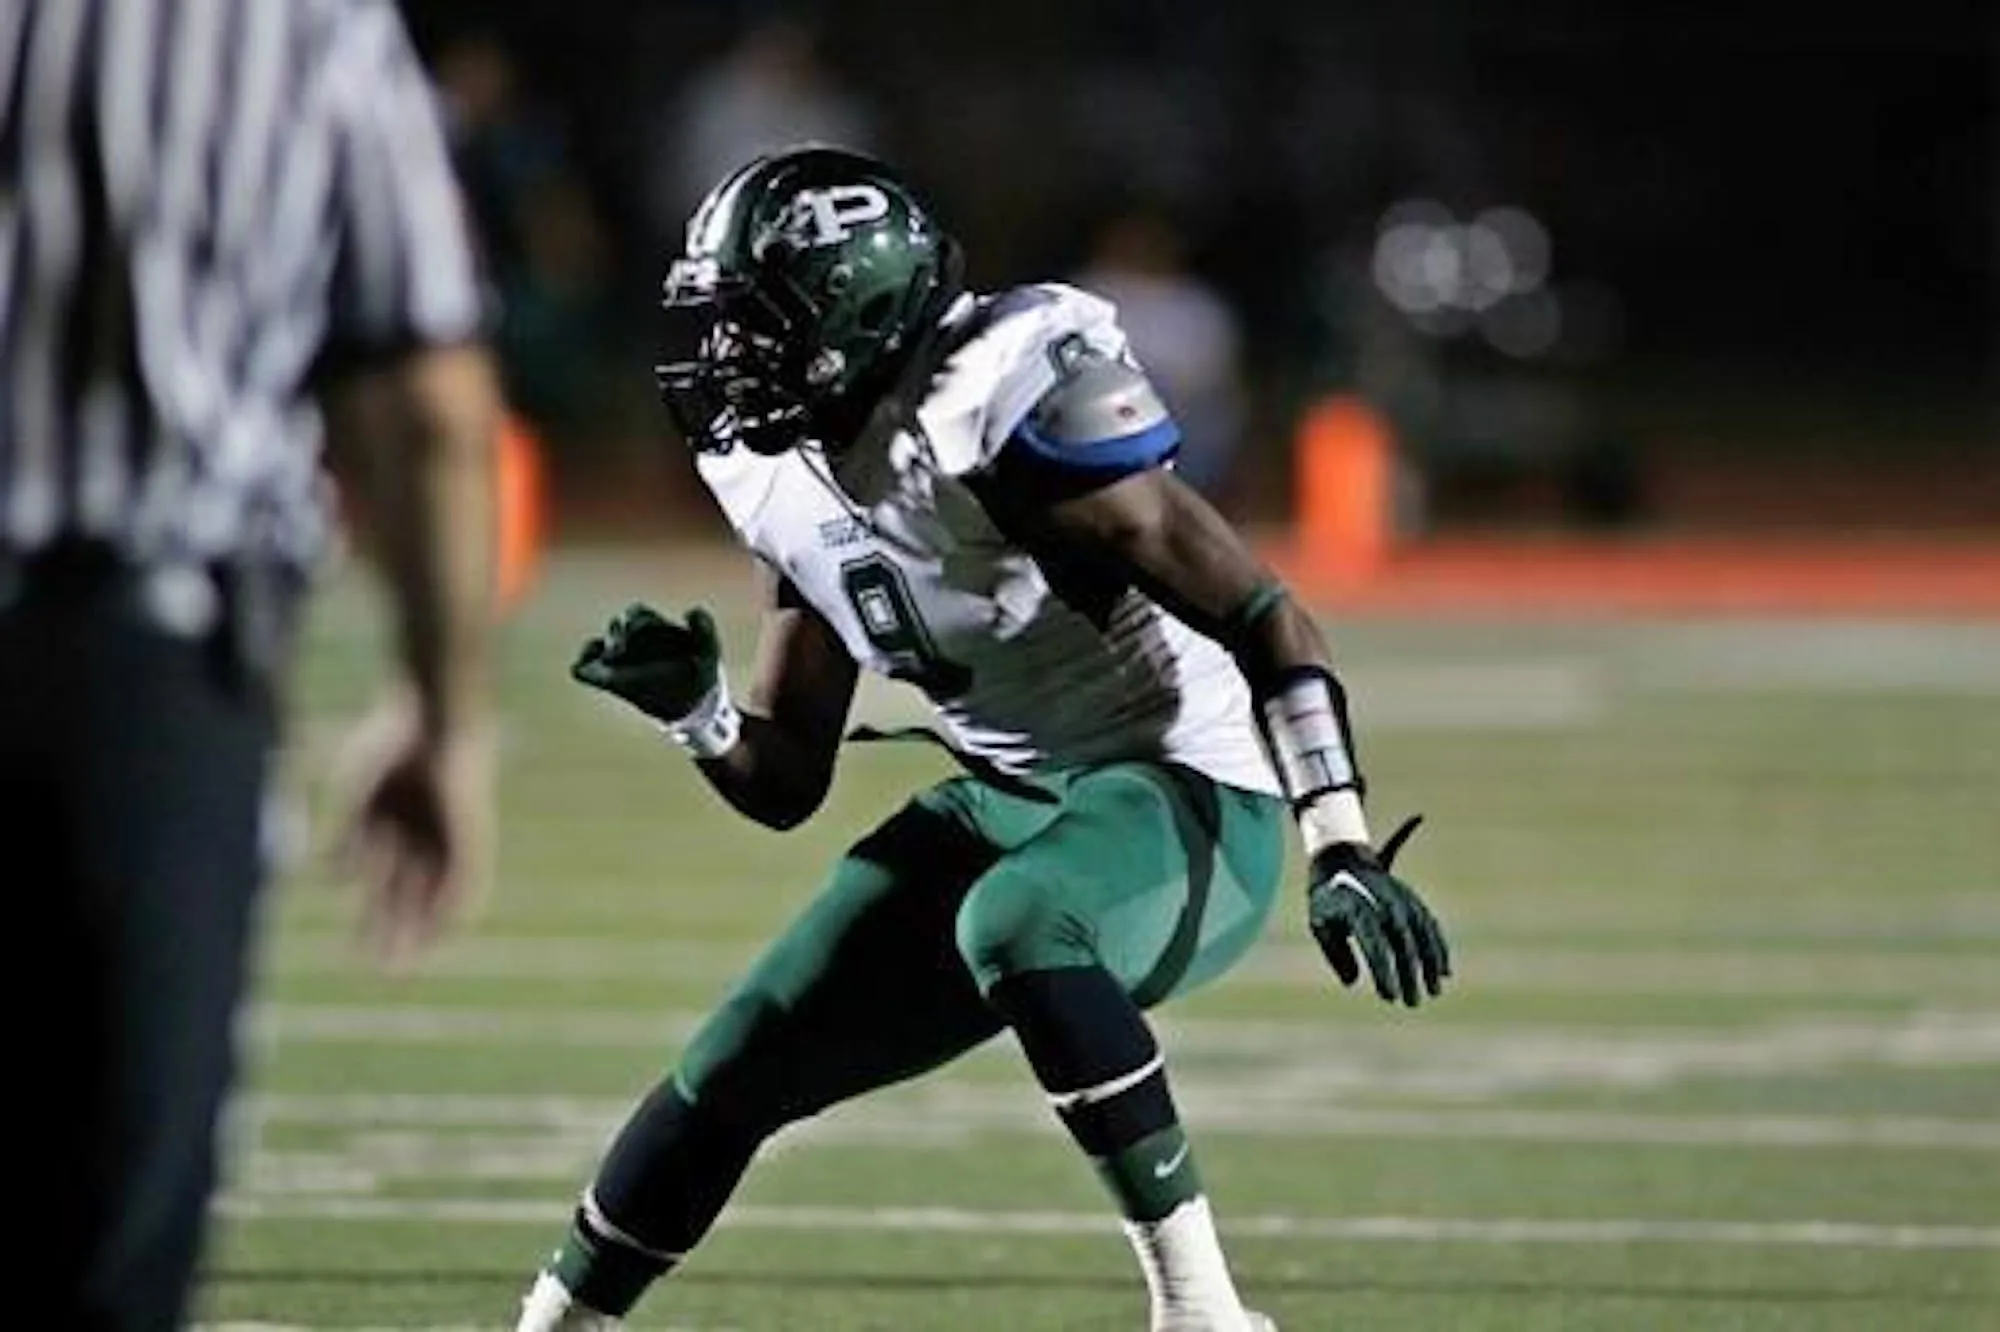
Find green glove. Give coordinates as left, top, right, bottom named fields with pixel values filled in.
left=1307, top=814, right=1452, bottom=1007
left=570, top=603, right=723, bottom=725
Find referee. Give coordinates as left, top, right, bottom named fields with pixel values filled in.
left=2, top=2, right=504, bottom=1328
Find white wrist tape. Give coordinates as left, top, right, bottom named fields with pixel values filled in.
left=1298, top=789, right=1372, bottom=857
left=1259, top=668, right=1361, bottom=806
left=657, top=677, right=742, bottom=758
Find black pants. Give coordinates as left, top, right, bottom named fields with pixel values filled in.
left=2, top=560, right=277, bottom=1331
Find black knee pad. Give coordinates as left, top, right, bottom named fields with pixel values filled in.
left=984, top=967, right=1177, bottom=1155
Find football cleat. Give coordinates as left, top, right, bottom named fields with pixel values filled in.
left=515, top=1272, right=620, bottom=1331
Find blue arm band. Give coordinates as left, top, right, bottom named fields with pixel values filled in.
left=1010, top=415, right=1182, bottom=474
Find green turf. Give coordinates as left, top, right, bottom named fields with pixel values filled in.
left=194, top=549, right=2000, bottom=1329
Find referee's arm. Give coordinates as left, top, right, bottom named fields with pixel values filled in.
left=316, top=2, right=504, bottom=958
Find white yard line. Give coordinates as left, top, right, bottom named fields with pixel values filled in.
left=246, top=1004, right=2000, bottom=1099
left=784, top=1101, right=2000, bottom=1153
left=213, top=1196, right=2000, bottom=1252
left=227, top=1007, right=2000, bottom=1200
left=1238, top=946, right=2000, bottom=998
left=239, top=1091, right=2000, bottom=1154
left=272, top=936, right=760, bottom=983
left=1629, top=621, right=2000, bottom=695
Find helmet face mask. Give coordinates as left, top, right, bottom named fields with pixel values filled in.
left=655, top=146, right=962, bottom=456
left=657, top=265, right=814, bottom=456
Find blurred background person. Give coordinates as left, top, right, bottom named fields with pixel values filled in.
left=433, top=24, right=613, bottom=446
left=1076, top=203, right=1250, bottom=503
left=646, top=10, right=879, bottom=253
left=433, top=27, right=564, bottom=291
left=495, top=173, right=617, bottom=440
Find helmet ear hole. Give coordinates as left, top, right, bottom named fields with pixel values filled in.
left=856, top=292, right=896, bottom=333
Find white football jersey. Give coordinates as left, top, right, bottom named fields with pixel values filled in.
left=695, top=283, right=1281, bottom=798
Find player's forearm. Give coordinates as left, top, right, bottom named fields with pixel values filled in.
left=1225, top=590, right=1337, bottom=691
left=1044, top=470, right=1374, bottom=850
left=1223, top=586, right=1374, bottom=851
left=692, top=714, right=837, bottom=831
left=336, top=347, right=503, bottom=738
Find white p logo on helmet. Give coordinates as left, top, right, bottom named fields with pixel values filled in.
left=779, top=184, right=892, bottom=249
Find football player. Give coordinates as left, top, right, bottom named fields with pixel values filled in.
left=513, top=145, right=1451, bottom=1332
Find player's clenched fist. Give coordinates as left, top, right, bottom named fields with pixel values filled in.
left=1307, top=815, right=1452, bottom=1008
left=571, top=603, right=724, bottom=724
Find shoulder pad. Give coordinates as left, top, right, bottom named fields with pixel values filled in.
left=1029, top=338, right=1172, bottom=446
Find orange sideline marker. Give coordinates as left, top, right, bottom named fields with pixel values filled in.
left=1294, top=393, right=1393, bottom=581
left=496, top=412, right=548, bottom=611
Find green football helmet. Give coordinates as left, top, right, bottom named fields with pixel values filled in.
left=657, top=144, right=965, bottom=455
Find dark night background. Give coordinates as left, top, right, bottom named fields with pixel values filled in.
left=394, top=0, right=1998, bottom=531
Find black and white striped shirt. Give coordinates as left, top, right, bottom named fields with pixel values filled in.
left=0, top=0, right=486, bottom=573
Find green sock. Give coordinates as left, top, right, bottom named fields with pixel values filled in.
left=549, top=1209, right=675, bottom=1317
left=1093, top=1123, right=1203, bottom=1223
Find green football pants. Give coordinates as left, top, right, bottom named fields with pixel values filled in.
left=672, top=761, right=1288, bottom=1130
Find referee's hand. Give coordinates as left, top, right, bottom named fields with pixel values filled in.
left=327, top=691, right=494, bottom=969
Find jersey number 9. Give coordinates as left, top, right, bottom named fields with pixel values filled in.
left=841, top=556, right=973, bottom=700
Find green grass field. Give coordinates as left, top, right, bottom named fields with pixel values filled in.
left=195, top=546, right=2000, bottom=1331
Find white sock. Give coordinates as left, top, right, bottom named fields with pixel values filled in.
left=515, top=1271, right=620, bottom=1332
left=1121, top=1195, right=1255, bottom=1332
